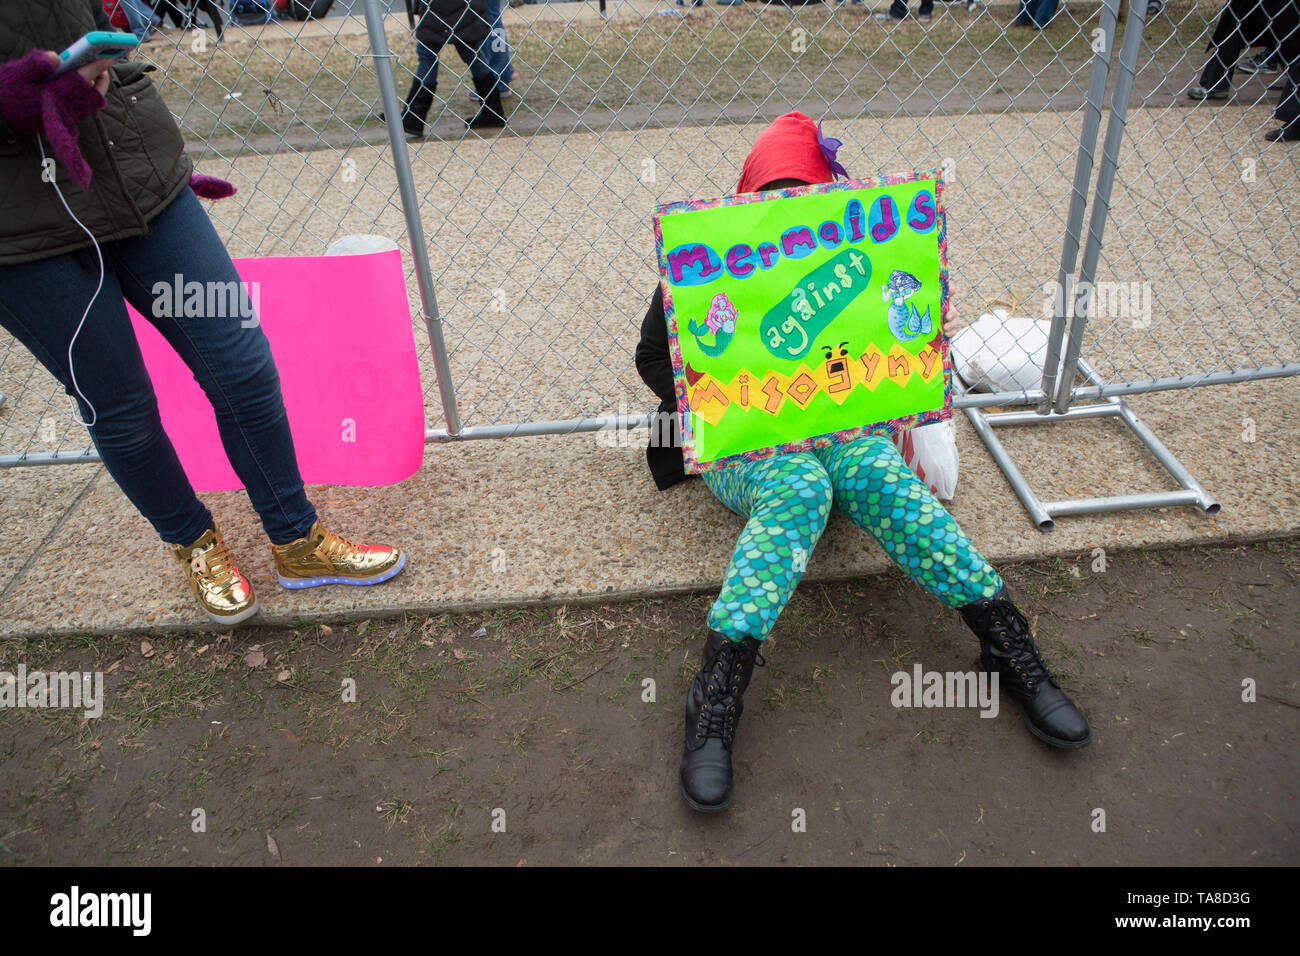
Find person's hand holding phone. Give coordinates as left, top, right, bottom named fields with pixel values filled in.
left=42, top=50, right=114, bottom=95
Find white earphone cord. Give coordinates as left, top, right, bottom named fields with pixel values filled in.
left=37, top=136, right=100, bottom=428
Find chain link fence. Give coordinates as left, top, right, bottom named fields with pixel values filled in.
left=2, top=0, right=1297, bottom=521
left=1055, top=0, right=1300, bottom=407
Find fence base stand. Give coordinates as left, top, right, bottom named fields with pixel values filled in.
left=960, top=364, right=1220, bottom=532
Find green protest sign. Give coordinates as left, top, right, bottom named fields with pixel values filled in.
left=652, top=172, right=952, bottom=473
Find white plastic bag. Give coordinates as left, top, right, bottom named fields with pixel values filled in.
left=325, top=234, right=400, bottom=256
left=950, top=313, right=1060, bottom=393
left=894, top=420, right=959, bottom=501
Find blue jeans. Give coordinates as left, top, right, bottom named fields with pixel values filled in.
left=117, top=0, right=160, bottom=39
left=415, top=19, right=496, bottom=90
left=484, top=0, right=513, bottom=89
left=1015, top=0, right=1058, bottom=27
left=0, top=189, right=318, bottom=546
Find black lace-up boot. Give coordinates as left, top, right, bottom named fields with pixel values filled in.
left=465, top=74, right=506, bottom=130
left=380, top=77, right=434, bottom=140
left=680, top=629, right=765, bottom=812
left=960, top=587, right=1092, bottom=749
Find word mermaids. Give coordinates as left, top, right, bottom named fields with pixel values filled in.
left=664, top=189, right=938, bottom=288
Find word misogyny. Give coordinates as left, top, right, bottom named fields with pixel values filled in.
left=0, top=665, right=102, bottom=718
left=665, top=189, right=938, bottom=288
left=151, top=274, right=261, bottom=327
left=890, top=663, right=998, bottom=718
left=50, top=887, right=151, bottom=936
left=686, top=342, right=943, bottom=428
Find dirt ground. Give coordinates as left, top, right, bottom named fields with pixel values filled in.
left=0, top=539, right=1296, bottom=866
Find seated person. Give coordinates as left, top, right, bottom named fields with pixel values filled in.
left=634, top=112, right=1092, bottom=814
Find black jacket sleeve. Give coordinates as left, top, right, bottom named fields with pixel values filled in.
left=634, top=283, right=693, bottom=491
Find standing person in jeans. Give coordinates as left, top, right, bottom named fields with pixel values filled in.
left=387, top=0, right=505, bottom=139
left=0, top=0, right=407, bottom=625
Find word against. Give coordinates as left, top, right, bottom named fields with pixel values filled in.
left=49, top=887, right=151, bottom=936
left=151, top=275, right=261, bottom=328
left=0, top=666, right=102, bottom=718
left=890, top=664, right=998, bottom=718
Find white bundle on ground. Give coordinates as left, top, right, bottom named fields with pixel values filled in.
left=950, top=312, right=1059, bottom=393
left=325, top=235, right=400, bottom=256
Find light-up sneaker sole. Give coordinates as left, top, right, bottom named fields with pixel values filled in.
left=195, top=595, right=261, bottom=626
left=277, top=552, right=407, bottom=589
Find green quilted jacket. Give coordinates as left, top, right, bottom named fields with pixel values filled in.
left=0, top=0, right=193, bottom=264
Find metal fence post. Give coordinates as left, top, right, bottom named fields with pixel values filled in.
left=1036, top=0, right=1121, bottom=416
left=1052, top=0, right=1148, bottom=414
left=362, top=0, right=462, bottom=436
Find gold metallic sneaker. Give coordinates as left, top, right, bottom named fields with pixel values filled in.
left=169, top=525, right=260, bottom=625
left=272, top=522, right=406, bottom=589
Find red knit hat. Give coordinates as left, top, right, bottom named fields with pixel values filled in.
left=736, top=111, right=836, bottom=195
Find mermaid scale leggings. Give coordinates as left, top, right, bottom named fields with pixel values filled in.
left=702, top=435, right=1002, bottom=641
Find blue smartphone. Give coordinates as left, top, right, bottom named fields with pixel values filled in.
left=53, top=31, right=140, bottom=76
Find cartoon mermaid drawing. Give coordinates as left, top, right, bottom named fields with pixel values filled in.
left=882, top=270, right=933, bottom=342
left=688, top=292, right=739, bottom=357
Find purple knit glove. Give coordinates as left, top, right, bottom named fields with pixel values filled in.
left=189, top=173, right=237, bottom=200
left=0, top=49, right=107, bottom=190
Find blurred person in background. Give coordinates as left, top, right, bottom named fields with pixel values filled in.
left=888, top=0, right=935, bottom=22
left=1188, top=0, right=1298, bottom=102
left=108, top=0, right=162, bottom=40
left=1013, top=0, right=1058, bottom=29
left=385, top=0, right=506, bottom=139
left=155, top=1, right=227, bottom=40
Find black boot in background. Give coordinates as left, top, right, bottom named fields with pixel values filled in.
left=960, top=587, right=1092, bottom=749
left=380, top=77, right=435, bottom=140
left=466, top=74, right=506, bottom=130
left=680, top=629, right=764, bottom=812
left=403, top=79, right=436, bottom=139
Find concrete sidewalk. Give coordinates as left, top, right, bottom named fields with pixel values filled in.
left=1, top=372, right=1296, bottom=638
left=1, top=104, right=1297, bottom=637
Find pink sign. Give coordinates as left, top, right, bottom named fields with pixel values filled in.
left=128, top=250, right=425, bottom=492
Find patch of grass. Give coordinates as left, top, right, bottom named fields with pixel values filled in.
left=1127, top=624, right=1156, bottom=646
left=377, top=797, right=416, bottom=827
left=1227, top=629, right=1270, bottom=662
